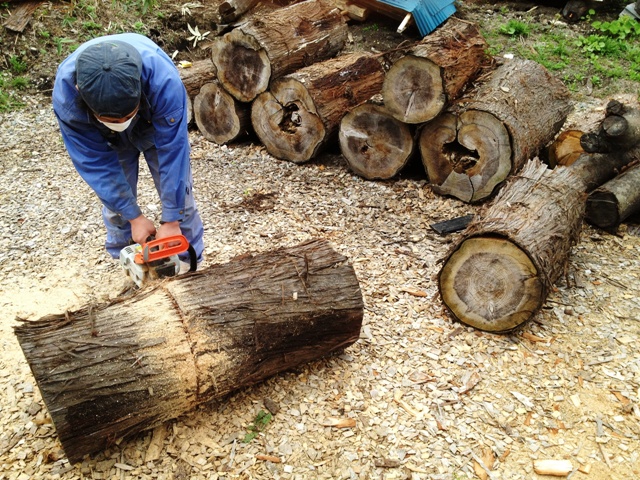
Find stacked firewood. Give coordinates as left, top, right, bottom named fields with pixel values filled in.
left=182, top=0, right=580, bottom=204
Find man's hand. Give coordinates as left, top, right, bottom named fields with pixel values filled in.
left=130, top=215, right=156, bottom=244
left=156, top=221, right=182, bottom=243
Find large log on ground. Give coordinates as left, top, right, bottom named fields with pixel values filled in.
left=252, top=52, right=386, bottom=163
left=419, top=59, right=573, bottom=203
left=14, top=239, right=364, bottom=463
left=339, top=97, right=415, bottom=179
left=438, top=148, right=639, bottom=333
left=194, top=81, right=252, bottom=144
left=586, top=159, right=640, bottom=232
left=210, top=0, right=348, bottom=102
left=382, top=17, right=489, bottom=124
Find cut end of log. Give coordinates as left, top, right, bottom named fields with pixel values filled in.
left=194, top=82, right=250, bottom=145
left=439, top=236, right=543, bottom=332
left=420, top=110, right=512, bottom=203
left=251, top=81, right=325, bottom=163
left=211, top=30, right=271, bottom=102
left=382, top=55, right=445, bottom=124
left=339, top=103, right=414, bottom=180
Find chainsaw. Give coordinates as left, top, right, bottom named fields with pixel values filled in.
left=119, top=235, right=196, bottom=288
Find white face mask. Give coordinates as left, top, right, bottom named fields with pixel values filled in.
left=98, top=117, right=134, bottom=132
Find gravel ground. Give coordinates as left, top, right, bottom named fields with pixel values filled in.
left=1, top=62, right=640, bottom=480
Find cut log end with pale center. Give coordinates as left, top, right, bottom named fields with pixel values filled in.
left=382, top=55, right=445, bottom=124
left=439, top=237, right=543, bottom=332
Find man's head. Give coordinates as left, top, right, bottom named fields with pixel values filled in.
left=76, top=40, right=142, bottom=118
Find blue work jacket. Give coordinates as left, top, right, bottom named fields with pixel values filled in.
left=52, top=33, right=190, bottom=223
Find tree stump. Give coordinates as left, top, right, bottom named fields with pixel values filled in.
left=438, top=149, right=639, bottom=333
left=194, top=82, right=252, bottom=144
left=420, top=58, right=573, bottom=203
left=210, top=0, right=348, bottom=102
left=15, top=239, right=364, bottom=463
left=339, top=97, right=415, bottom=179
left=382, top=17, right=489, bottom=124
left=251, top=52, right=386, bottom=163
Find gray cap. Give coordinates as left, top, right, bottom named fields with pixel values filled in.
left=76, top=40, right=142, bottom=118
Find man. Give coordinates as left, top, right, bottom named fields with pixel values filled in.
left=52, top=33, right=204, bottom=266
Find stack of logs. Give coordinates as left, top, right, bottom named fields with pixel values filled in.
left=437, top=104, right=640, bottom=333
left=180, top=0, right=640, bottom=335
left=182, top=0, right=577, bottom=205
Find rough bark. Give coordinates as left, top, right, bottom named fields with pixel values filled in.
left=194, top=81, right=251, bottom=144
left=420, top=59, right=573, bottom=203
left=15, top=239, right=364, bottom=463
left=585, top=155, right=640, bottom=232
left=178, top=59, right=217, bottom=99
left=210, top=0, right=348, bottom=102
left=382, top=17, right=489, bottom=124
left=252, top=52, right=386, bottom=163
left=218, top=0, right=260, bottom=23
left=339, top=97, right=414, bottom=180
left=438, top=148, right=638, bottom=333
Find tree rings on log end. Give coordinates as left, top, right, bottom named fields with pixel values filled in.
left=211, top=29, right=271, bottom=102
left=339, top=103, right=414, bottom=180
left=194, top=82, right=248, bottom=145
left=251, top=78, right=325, bottom=163
left=439, top=237, right=543, bottom=332
left=420, top=110, right=512, bottom=203
left=382, top=55, right=445, bottom=124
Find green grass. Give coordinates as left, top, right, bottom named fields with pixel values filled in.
left=484, top=13, right=640, bottom=98
left=0, top=76, right=25, bottom=112
left=242, top=410, right=272, bottom=443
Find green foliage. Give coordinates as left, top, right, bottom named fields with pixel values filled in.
left=11, top=77, right=29, bottom=89
left=0, top=76, right=25, bottom=112
left=9, top=55, right=27, bottom=74
left=54, top=37, right=75, bottom=56
left=243, top=410, right=272, bottom=443
left=592, top=15, right=640, bottom=40
left=82, top=20, right=102, bottom=31
left=62, top=15, right=76, bottom=28
left=362, top=23, right=379, bottom=32
left=140, top=0, right=157, bottom=15
left=498, top=19, right=531, bottom=37
left=132, top=21, right=146, bottom=33
left=575, top=35, right=623, bottom=59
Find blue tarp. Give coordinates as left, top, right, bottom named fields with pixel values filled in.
left=376, top=0, right=456, bottom=36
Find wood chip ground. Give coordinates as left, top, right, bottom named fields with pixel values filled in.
left=0, top=95, right=638, bottom=479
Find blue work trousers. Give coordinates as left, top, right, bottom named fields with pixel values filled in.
left=102, top=147, right=205, bottom=262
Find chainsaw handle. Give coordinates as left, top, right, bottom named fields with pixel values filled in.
left=134, top=235, right=189, bottom=264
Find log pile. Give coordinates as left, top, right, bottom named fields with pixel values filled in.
left=175, top=0, right=640, bottom=327
left=438, top=145, right=639, bottom=333
left=180, top=3, right=578, bottom=205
